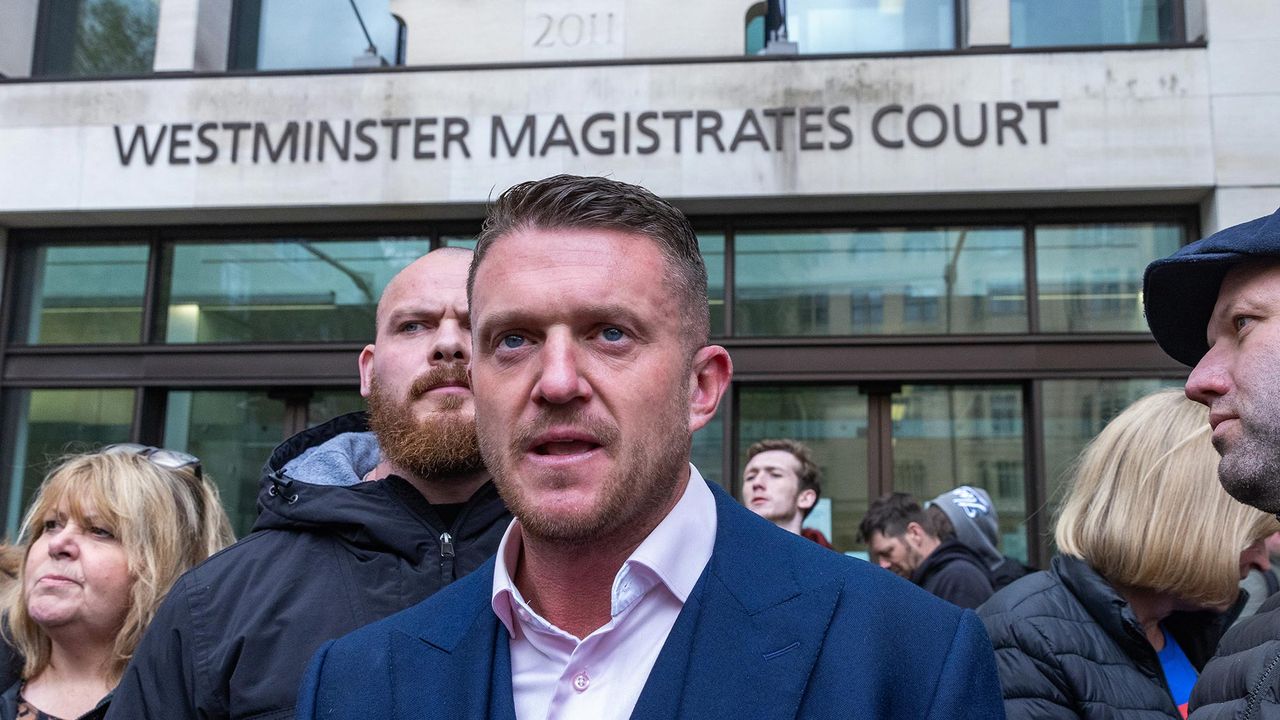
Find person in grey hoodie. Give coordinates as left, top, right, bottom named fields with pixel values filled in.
left=928, top=485, right=1031, bottom=590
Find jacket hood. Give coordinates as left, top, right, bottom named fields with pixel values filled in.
left=928, top=486, right=1004, bottom=571
left=912, top=537, right=990, bottom=586
left=250, top=412, right=506, bottom=559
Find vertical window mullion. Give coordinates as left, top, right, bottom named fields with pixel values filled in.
left=1024, top=219, right=1040, bottom=334
left=1024, top=379, right=1048, bottom=569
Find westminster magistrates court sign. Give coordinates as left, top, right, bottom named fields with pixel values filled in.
left=0, top=50, right=1211, bottom=216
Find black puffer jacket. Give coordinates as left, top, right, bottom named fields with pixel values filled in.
left=1189, top=590, right=1280, bottom=719
left=979, top=554, right=1237, bottom=719
left=105, top=412, right=511, bottom=720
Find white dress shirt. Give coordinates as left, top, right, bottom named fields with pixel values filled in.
left=490, top=465, right=718, bottom=720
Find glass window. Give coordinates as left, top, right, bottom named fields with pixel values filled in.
left=738, top=385, right=869, bottom=553
left=1011, top=0, right=1178, bottom=47
left=692, top=412, right=724, bottom=490
left=1, top=388, right=135, bottom=534
left=891, top=384, right=1027, bottom=562
left=308, top=388, right=365, bottom=427
left=9, top=243, right=149, bottom=345
left=34, top=0, right=159, bottom=77
left=699, top=234, right=727, bottom=337
left=442, top=236, right=478, bottom=250
left=1040, top=378, right=1184, bottom=520
left=1036, top=222, right=1182, bottom=333
left=230, top=0, right=403, bottom=71
left=735, top=227, right=1025, bottom=337
left=164, top=390, right=287, bottom=537
left=785, top=0, right=956, bottom=54
left=160, top=237, right=429, bottom=344
left=745, top=2, right=767, bottom=54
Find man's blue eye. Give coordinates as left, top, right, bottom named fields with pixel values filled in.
left=501, top=335, right=525, bottom=349
left=602, top=328, right=624, bottom=342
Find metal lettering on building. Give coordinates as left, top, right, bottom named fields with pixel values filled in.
left=111, top=101, right=1061, bottom=167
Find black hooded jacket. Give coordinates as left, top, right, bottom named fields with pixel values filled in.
left=105, top=412, right=511, bottom=720
left=911, top=537, right=996, bottom=609
left=979, top=554, right=1240, bottom=720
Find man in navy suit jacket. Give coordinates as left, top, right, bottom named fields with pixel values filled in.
left=297, top=174, right=1004, bottom=719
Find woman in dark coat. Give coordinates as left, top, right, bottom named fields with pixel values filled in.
left=979, top=389, right=1278, bottom=719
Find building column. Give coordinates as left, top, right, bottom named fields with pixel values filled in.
left=966, top=0, right=1010, bottom=48
left=0, top=0, right=39, bottom=78
left=153, top=0, right=233, bottom=72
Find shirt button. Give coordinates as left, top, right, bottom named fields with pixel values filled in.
left=572, top=672, right=590, bottom=692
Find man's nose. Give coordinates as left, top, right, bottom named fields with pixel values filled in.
left=877, top=557, right=891, bottom=570
left=430, top=320, right=468, bottom=364
left=533, top=333, right=590, bottom=405
left=1186, top=346, right=1230, bottom=406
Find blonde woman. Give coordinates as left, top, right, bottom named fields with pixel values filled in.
left=0, top=446, right=233, bottom=720
left=979, top=389, right=1279, bottom=720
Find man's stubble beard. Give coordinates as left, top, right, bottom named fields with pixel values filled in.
left=367, top=372, right=485, bottom=482
left=479, top=378, right=692, bottom=547
left=1217, top=413, right=1280, bottom=514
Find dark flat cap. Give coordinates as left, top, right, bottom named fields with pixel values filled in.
left=1143, top=208, right=1280, bottom=367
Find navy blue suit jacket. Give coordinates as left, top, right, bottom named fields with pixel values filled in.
left=297, top=483, right=1005, bottom=719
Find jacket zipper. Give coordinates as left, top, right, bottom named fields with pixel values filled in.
left=439, top=531, right=456, bottom=584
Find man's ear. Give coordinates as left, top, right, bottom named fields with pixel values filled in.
left=904, top=521, right=928, bottom=545
left=797, top=488, right=817, bottom=512
left=688, top=345, right=733, bottom=433
left=357, top=345, right=376, bottom=398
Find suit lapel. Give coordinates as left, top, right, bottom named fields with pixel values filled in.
left=632, top=485, right=842, bottom=720
left=386, top=561, right=517, bottom=720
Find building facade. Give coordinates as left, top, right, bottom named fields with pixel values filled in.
left=1, top=0, right=1276, bottom=563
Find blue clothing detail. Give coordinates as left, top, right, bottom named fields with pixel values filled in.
left=1159, top=625, right=1198, bottom=712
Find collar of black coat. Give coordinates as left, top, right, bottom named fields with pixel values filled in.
left=1053, top=554, right=1240, bottom=671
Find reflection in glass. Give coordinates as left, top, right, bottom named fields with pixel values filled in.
left=308, top=389, right=366, bottom=427
left=10, top=244, right=148, bottom=345
left=1040, top=378, right=1184, bottom=523
left=699, top=234, right=727, bottom=337
left=34, top=0, right=159, bottom=77
left=738, top=386, right=868, bottom=552
left=231, top=0, right=402, bottom=70
left=735, top=227, right=1025, bottom=337
left=162, top=237, right=429, bottom=343
left=164, top=390, right=287, bottom=537
left=1, top=389, right=135, bottom=534
left=692, top=412, right=724, bottom=490
left=892, top=384, right=1028, bottom=562
left=786, top=0, right=956, bottom=53
left=442, top=236, right=478, bottom=250
left=1037, top=223, right=1182, bottom=333
left=1011, top=0, right=1177, bottom=47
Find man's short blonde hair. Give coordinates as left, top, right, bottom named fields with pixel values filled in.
left=1055, top=389, right=1279, bottom=607
left=5, top=451, right=234, bottom=682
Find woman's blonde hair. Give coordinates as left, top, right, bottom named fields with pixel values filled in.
left=1056, top=388, right=1280, bottom=608
left=5, top=450, right=234, bottom=682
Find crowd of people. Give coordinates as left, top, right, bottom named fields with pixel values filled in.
left=3, top=174, right=1280, bottom=718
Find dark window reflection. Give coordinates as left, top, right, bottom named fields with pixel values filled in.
left=160, top=237, right=429, bottom=344
left=735, top=227, right=1026, bottom=337
left=34, top=0, right=159, bottom=77
left=10, top=243, right=148, bottom=345
left=1011, top=0, right=1178, bottom=47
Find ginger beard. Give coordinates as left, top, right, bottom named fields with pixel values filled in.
left=367, top=366, right=485, bottom=480
left=478, top=374, right=692, bottom=547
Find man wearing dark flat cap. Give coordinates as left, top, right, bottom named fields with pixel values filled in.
left=1144, top=206, right=1280, bottom=720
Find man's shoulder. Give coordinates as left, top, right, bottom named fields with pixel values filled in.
left=1191, top=599, right=1280, bottom=718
